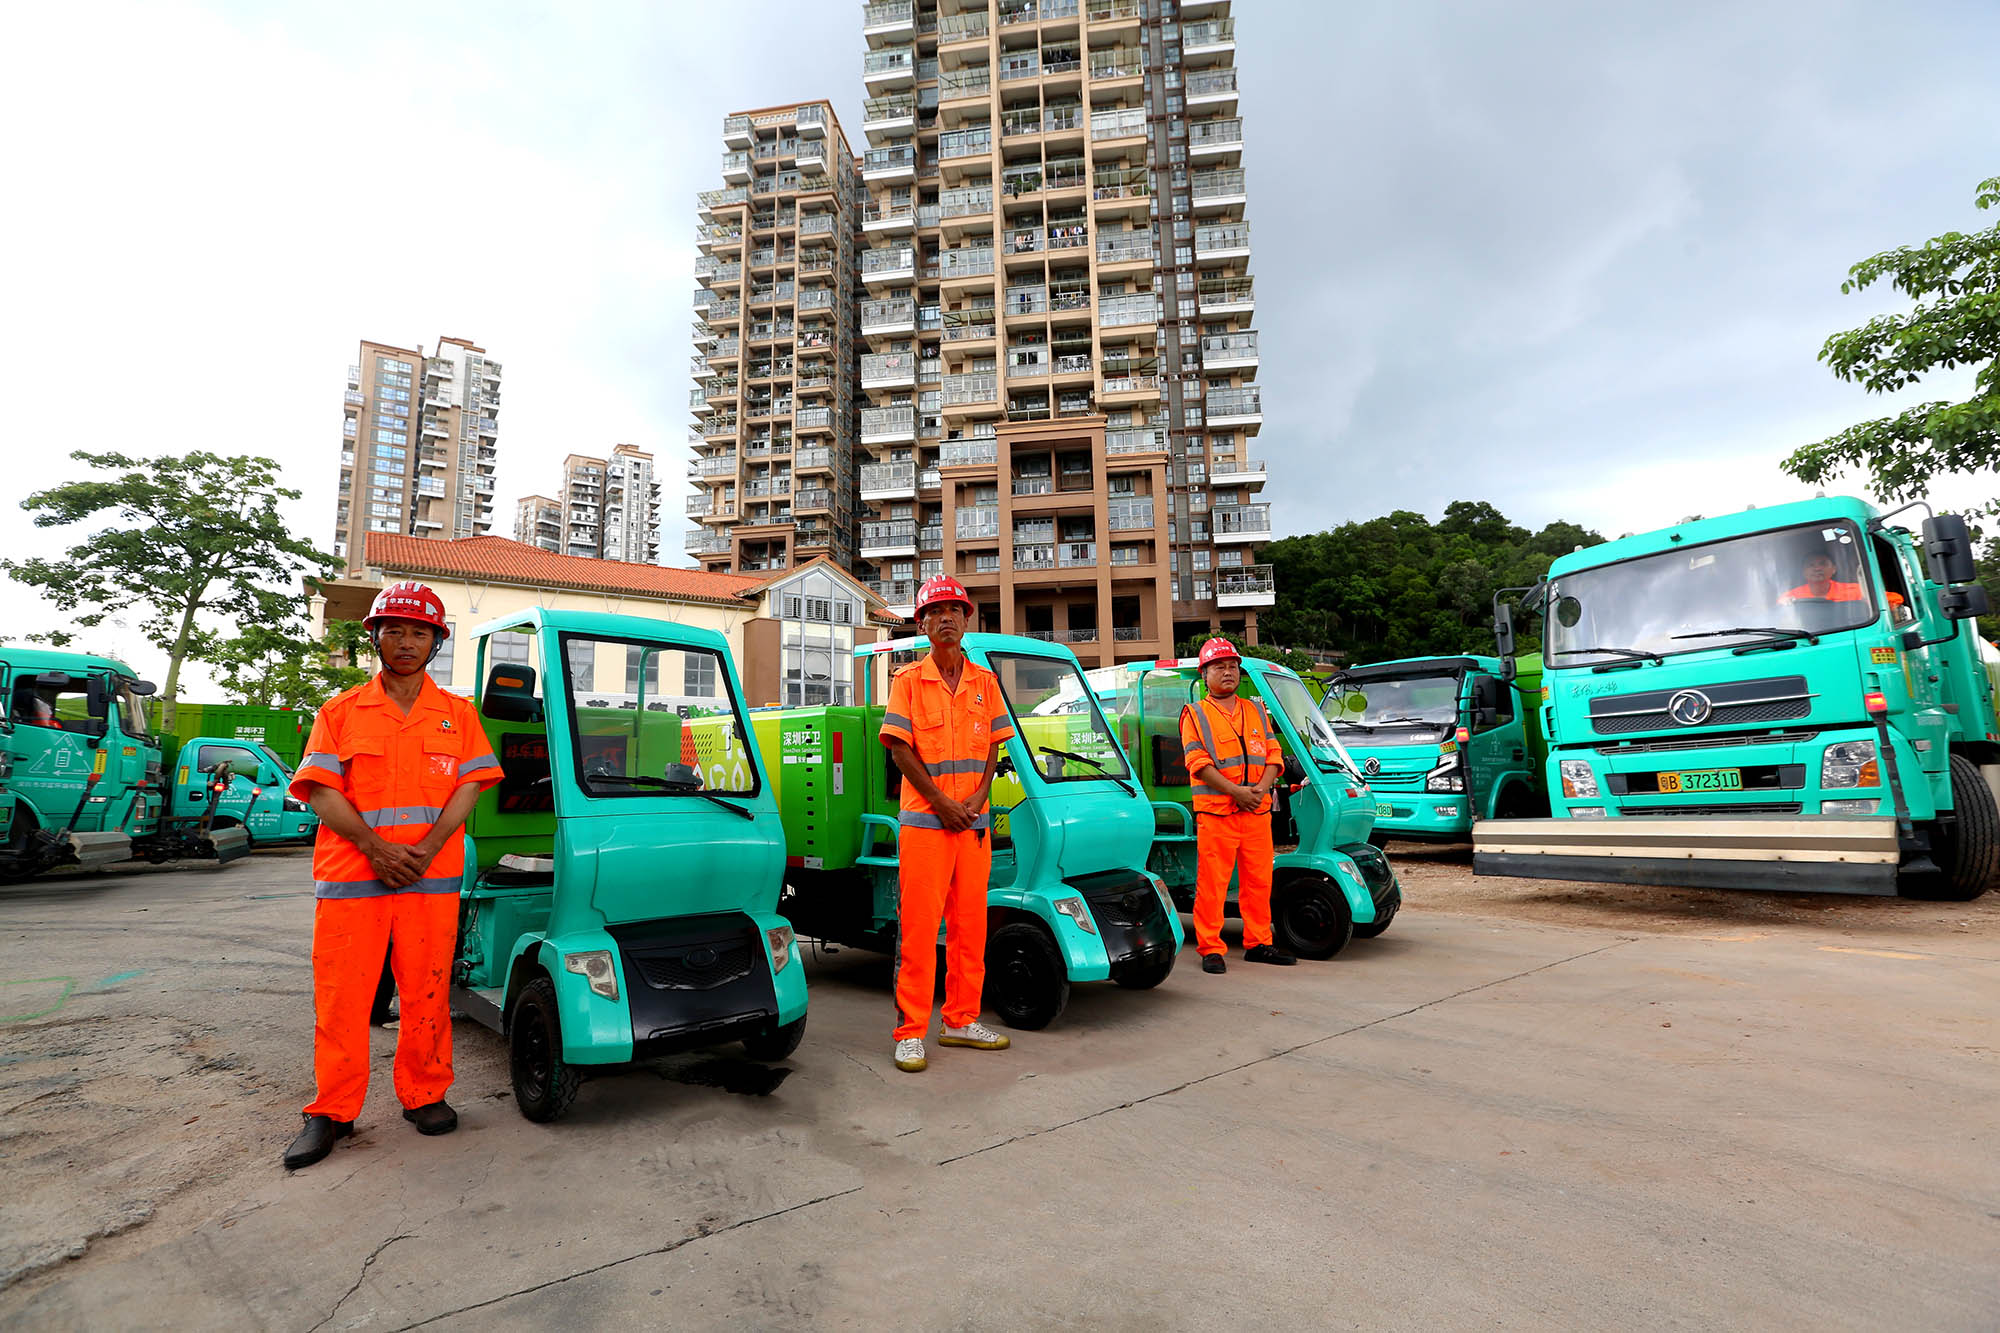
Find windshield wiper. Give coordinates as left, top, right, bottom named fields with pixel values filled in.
left=583, top=773, right=754, bottom=820
left=1671, top=626, right=1820, bottom=646
left=1551, top=646, right=1664, bottom=664
left=1372, top=714, right=1444, bottom=726
left=1038, top=745, right=1136, bottom=797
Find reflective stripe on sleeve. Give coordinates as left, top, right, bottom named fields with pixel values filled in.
left=898, top=808, right=992, bottom=830
left=882, top=711, right=914, bottom=733
left=298, top=752, right=344, bottom=777
left=458, top=755, right=499, bottom=778
left=314, top=874, right=462, bottom=899
left=359, top=805, right=445, bottom=828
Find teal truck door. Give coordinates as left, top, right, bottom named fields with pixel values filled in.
left=1463, top=673, right=1512, bottom=820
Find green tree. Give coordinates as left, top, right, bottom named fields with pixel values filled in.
left=2, top=451, right=340, bottom=733
left=1782, top=174, right=2000, bottom=509
left=1173, top=629, right=1315, bottom=676
left=212, top=617, right=370, bottom=712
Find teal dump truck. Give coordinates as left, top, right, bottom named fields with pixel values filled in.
left=1474, top=498, right=1999, bottom=899
left=0, top=647, right=250, bottom=879
left=163, top=735, right=318, bottom=846
left=1103, top=655, right=1401, bottom=955
left=1325, top=653, right=1548, bottom=840
left=752, top=633, right=1184, bottom=1030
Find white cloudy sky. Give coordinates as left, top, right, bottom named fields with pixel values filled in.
left=2, top=0, right=1997, bottom=686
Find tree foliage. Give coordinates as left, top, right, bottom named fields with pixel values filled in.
left=1260, top=501, right=1603, bottom=663
left=211, top=618, right=370, bottom=712
left=1173, top=629, right=1315, bottom=676
left=1783, top=174, right=2000, bottom=509
left=2, top=451, right=340, bottom=733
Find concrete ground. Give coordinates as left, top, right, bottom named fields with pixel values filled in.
left=2, top=846, right=1997, bottom=1331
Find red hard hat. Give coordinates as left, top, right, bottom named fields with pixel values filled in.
left=914, top=574, right=974, bottom=619
left=1197, top=637, right=1242, bottom=667
left=364, top=581, right=451, bottom=639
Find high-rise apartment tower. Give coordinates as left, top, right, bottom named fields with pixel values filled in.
left=513, top=444, right=664, bottom=563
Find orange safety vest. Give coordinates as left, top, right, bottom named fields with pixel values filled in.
left=879, top=653, right=1014, bottom=830
left=1179, top=694, right=1283, bottom=817
left=289, top=673, right=503, bottom=898
left=1783, top=580, right=1866, bottom=603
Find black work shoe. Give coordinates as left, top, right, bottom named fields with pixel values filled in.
left=1201, top=953, right=1227, bottom=974
left=1244, top=944, right=1297, bottom=966
left=283, top=1114, right=352, bottom=1170
left=402, top=1101, right=458, bottom=1136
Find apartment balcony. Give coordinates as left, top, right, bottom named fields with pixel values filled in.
left=1098, top=292, right=1159, bottom=328
left=1085, top=0, right=1144, bottom=22
left=1099, top=372, right=1158, bottom=400
left=697, top=454, right=740, bottom=477
left=860, top=520, right=918, bottom=558
left=796, top=446, right=833, bottom=472
left=1105, top=427, right=1167, bottom=456
left=1058, top=542, right=1098, bottom=569
left=941, top=372, right=999, bottom=406
left=342, top=420, right=359, bottom=440
left=861, top=298, right=917, bottom=335
left=938, top=68, right=991, bottom=104
left=939, top=185, right=993, bottom=224
left=798, top=287, right=836, bottom=310
left=862, top=201, right=917, bottom=235
left=956, top=508, right=1002, bottom=542
left=721, top=151, right=751, bottom=184
left=861, top=406, right=917, bottom=444
left=686, top=528, right=732, bottom=554
left=686, top=493, right=720, bottom=515
left=794, top=486, right=835, bottom=514
left=699, top=186, right=749, bottom=216
left=1095, top=234, right=1152, bottom=266
left=346, top=363, right=363, bottom=387
left=1190, top=168, right=1247, bottom=212
left=1202, top=330, right=1259, bottom=370
left=862, top=351, right=918, bottom=389
left=1106, top=499, right=1156, bottom=532
left=1207, top=385, right=1263, bottom=427
left=863, top=45, right=916, bottom=91
left=1182, top=18, right=1235, bottom=57
left=796, top=140, right=827, bottom=174
left=1213, top=504, right=1272, bottom=543
left=864, top=93, right=917, bottom=139
left=745, top=478, right=791, bottom=498
left=863, top=0, right=915, bottom=42
left=939, top=247, right=997, bottom=281
left=476, top=417, right=499, bottom=437
left=863, top=143, right=918, bottom=183
left=796, top=406, right=835, bottom=432
left=1195, top=222, right=1252, bottom=262
left=1216, top=564, right=1276, bottom=608
left=1188, top=117, right=1245, bottom=161
left=420, top=417, right=448, bottom=438
left=342, top=390, right=366, bottom=408
left=723, top=115, right=752, bottom=149
left=1211, top=457, right=1267, bottom=487
left=419, top=450, right=448, bottom=470
left=1198, top=276, right=1255, bottom=315
left=861, top=245, right=917, bottom=285
left=939, top=439, right=999, bottom=468
left=860, top=461, right=917, bottom=500
left=1089, top=106, right=1147, bottom=143
left=798, top=213, right=838, bottom=237
left=943, top=314, right=997, bottom=346
left=937, top=126, right=992, bottom=162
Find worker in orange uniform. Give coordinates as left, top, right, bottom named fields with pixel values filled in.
left=1780, top=552, right=1867, bottom=604
left=877, top=575, right=1015, bottom=1073
left=1180, top=638, right=1296, bottom=973
left=281, top=582, right=503, bottom=1169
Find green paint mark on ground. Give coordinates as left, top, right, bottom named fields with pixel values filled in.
left=0, top=976, right=76, bottom=1023
left=95, top=970, right=145, bottom=988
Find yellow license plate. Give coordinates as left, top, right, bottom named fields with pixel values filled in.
left=1657, top=768, right=1742, bottom=793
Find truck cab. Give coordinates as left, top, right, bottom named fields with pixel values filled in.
left=164, top=737, right=318, bottom=845
left=1476, top=498, right=2000, bottom=898
left=449, top=608, right=805, bottom=1121
left=1324, top=654, right=1547, bottom=841
left=1107, top=655, right=1403, bottom=956
left=755, top=632, right=1185, bottom=1031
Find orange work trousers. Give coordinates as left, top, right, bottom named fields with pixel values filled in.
left=894, top=825, right=991, bottom=1040
left=1194, top=809, right=1274, bottom=956
left=304, top=892, right=457, bottom=1121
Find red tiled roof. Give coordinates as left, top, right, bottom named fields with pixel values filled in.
left=362, top=534, right=765, bottom=607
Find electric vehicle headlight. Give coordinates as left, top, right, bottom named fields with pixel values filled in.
left=1145, top=872, right=1175, bottom=915
left=564, top=949, right=619, bottom=1001
left=1820, top=740, right=1880, bottom=789
left=766, top=925, right=796, bottom=973
left=1560, top=760, right=1599, bottom=799
left=1051, top=896, right=1098, bottom=935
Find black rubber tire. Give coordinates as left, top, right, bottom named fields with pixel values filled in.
left=509, top=975, right=581, bottom=1122
left=1909, top=754, right=1998, bottom=901
left=369, top=954, right=397, bottom=1026
left=1112, top=950, right=1175, bottom=990
left=986, top=921, right=1069, bottom=1030
left=741, top=1014, right=808, bottom=1061
left=1353, top=897, right=1398, bottom=939
left=1273, top=875, right=1354, bottom=960
left=1492, top=783, right=1547, bottom=821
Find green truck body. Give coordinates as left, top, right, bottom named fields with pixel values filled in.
left=154, top=702, right=311, bottom=769
left=0, top=647, right=250, bottom=878
left=1098, top=655, right=1403, bottom=955
left=1475, top=497, right=2000, bottom=898
left=1326, top=653, right=1548, bottom=841
left=752, top=632, right=1184, bottom=1031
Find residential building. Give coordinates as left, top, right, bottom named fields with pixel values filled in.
left=513, top=445, right=664, bottom=563
left=687, top=101, right=865, bottom=578
left=848, top=0, right=1267, bottom=661
left=514, top=495, right=562, bottom=552
left=601, top=444, right=664, bottom=563
left=334, top=337, right=502, bottom=574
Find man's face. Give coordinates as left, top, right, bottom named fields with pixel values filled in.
left=921, top=599, right=969, bottom=646
left=1803, top=555, right=1837, bottom=587
left=1203, top=659, right=1241, bottom=697
left=375, top=620, right=438, bottom=675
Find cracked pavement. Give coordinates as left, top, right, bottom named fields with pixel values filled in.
left=3, top=849, right=1998, bottom=1330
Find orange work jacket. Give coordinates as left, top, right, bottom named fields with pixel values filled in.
left=1783, top=580, right=1865, bottom=602
left=1180, top=694, right=1283, bottom=817
left=879, top=653, right=1014, bottom=830
left=289, top=673, right=503, bottom=898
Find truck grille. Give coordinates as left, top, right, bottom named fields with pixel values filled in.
left=1594, top=729, right=1819, bottom=756
left=631, top=941, right=755, bottom=991
left=1590, top=676, right=1812, bottom=736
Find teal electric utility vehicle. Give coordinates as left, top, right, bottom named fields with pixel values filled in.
left=1475, top=498, right=2000, bottom=898
left=164, top=736, right=318, bottom=846
left=0, top=647, right=249, bottom=879
left=1325, top=654, right=1548, bottom=841
left=1106, top=655, right=1402, bottom=956
left=754, top=633, right=1185, bottom=1031
left=450, top=608, right=806, bottom=1121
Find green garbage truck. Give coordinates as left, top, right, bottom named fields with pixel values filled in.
left=0, top=647, right=250, bottom=879
left=752, top=632, right=1184, bottom=1031
left=1100, top=654, right=1402, bottom=956
left=162, top=735, right=318, bottom=846
left=1474, top=497, right=2000, bottom=898
left=1323, top=654, right=1548, bottom=841
left=448, top=608, right=805, bottom=1121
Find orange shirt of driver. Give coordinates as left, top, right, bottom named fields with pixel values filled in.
left=1783, top=580, right=1866, bottom=603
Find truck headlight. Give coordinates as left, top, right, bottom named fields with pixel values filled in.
left=282, top=795, right=309, bottom=812
left=1820, top=740, right=1880, bottom=789
left=563, top=949, right=619, bottom=1001
left=1569, top=805, right=1608, bottom=819
left=1822, top=798, right=1880, bottom=815
left=1145, top=873, right=1175, bottom=915
left=766, top=925, right=796, bottom=974
left=1560, top=760, right=1598, bottom=799
left=1425, top=755, right=1464, bottom=793
left=1051, top=896, right=1098, bottom=935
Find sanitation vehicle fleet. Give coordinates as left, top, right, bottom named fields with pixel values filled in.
left=163, top=734, right=318, bottom=846
left=754, top=633, right=1184, bottom=1031
left=1104, top=655, right=1402, bottom=955
left=1475, top=498, right=1999, bottom=898
left=448, top=608, right=806, bottom=1120
left=1325, top=653, right=1548, bottom=841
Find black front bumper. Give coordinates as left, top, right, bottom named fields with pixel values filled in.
left=610, top=913, right=780, bottom=1060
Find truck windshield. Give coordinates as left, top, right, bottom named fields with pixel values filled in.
left=1323, top=674, right=1459, bottom=729
left=1545, top=519, right=1877, bottom=668
left=1261, top=670, right=1364, bottom=777
left=257, top=744, right=293, bottom=777
left=986, top=652, right=1132, bottom=783
left=560, top=634, right=760, bottom=797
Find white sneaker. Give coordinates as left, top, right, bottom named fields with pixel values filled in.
left=894, top=1038, right=927, bottom=1072
left=938, top=1021, right=1010, bottom=1050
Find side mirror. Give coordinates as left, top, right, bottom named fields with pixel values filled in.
left=1940, top=583, right=1991, bottom=621
left=1475, top=706, right=1499, bottom=730
left=1492, top=602, right=1517, bottom=662
left=1471, top=674, right=1502, bottom=713
left=1283, top=754, right=1306, bottom=786
left=129, top=680, right=158, bottom=696
left=84, top=676, right=109, bottom=718
left=1921, top=514, right=1980, bottom=585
